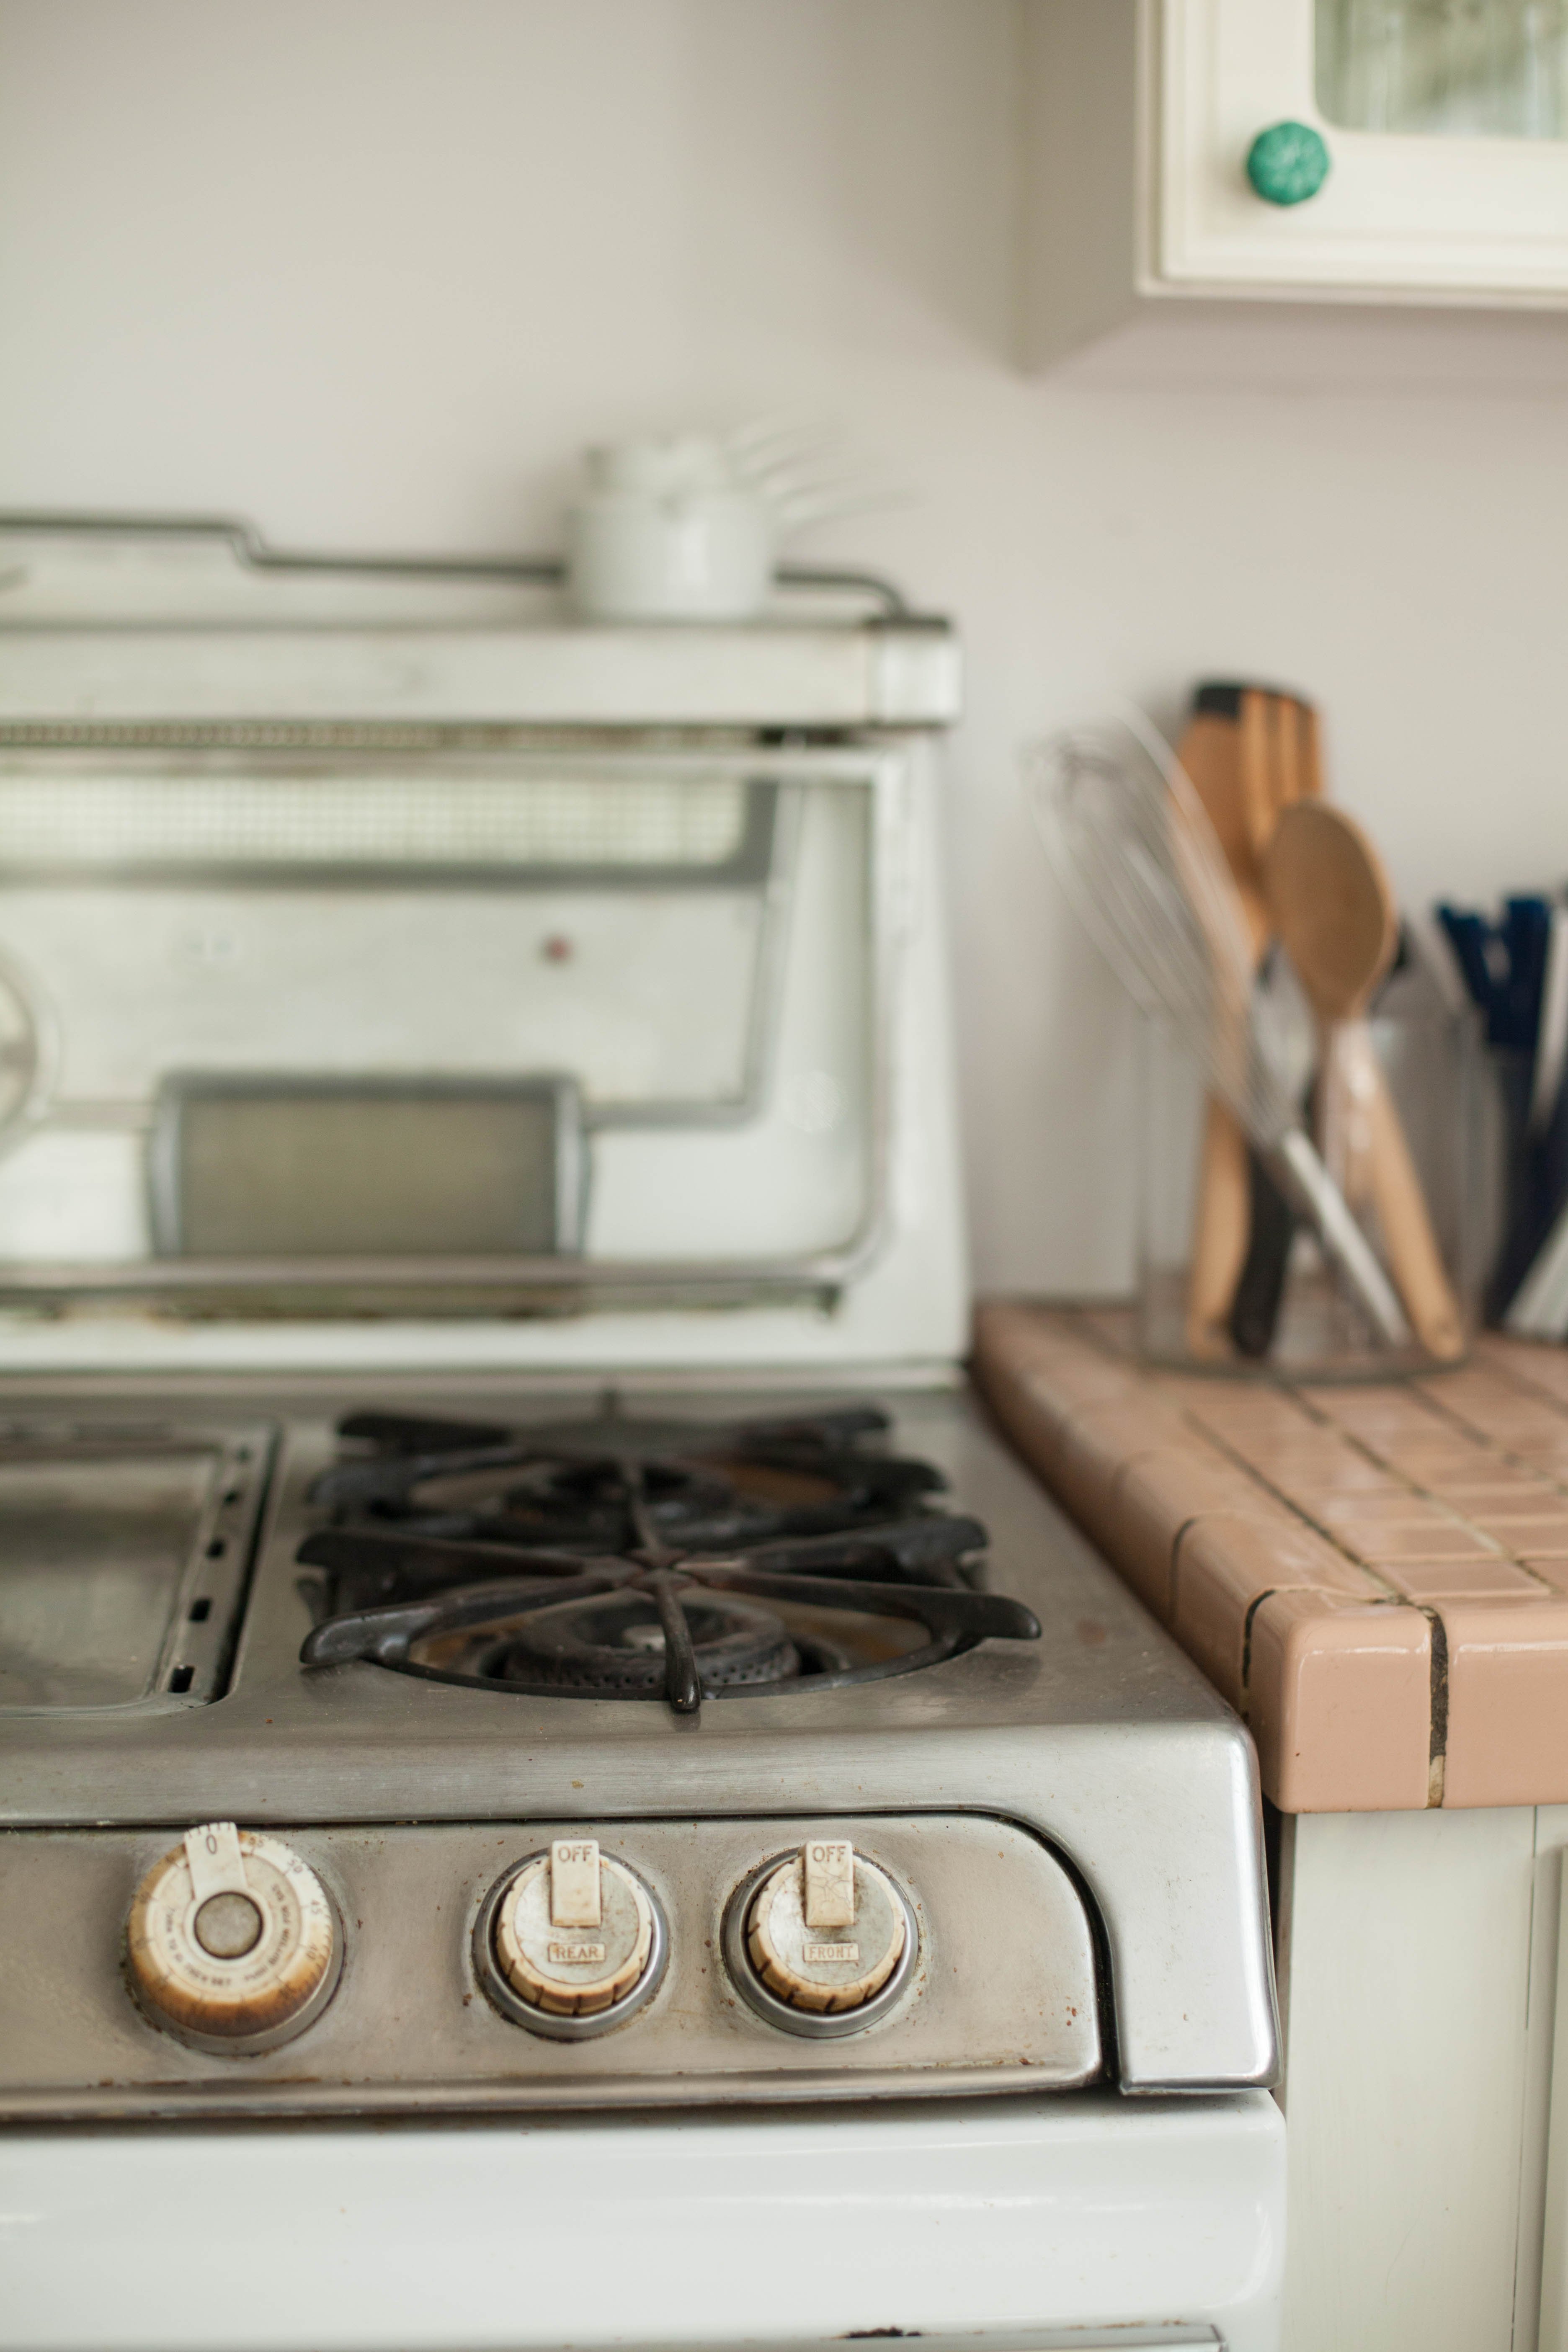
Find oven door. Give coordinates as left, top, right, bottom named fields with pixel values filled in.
left=0, top=2093, right=1284, bottom=2352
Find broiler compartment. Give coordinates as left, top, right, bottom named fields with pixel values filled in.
left=0, top=746, right=886, bottom=1311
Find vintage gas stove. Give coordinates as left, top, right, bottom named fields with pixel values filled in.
left=0, top=518, right=1283, bottom=2352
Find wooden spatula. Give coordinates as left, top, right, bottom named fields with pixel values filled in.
left=1176, top=683, right=1321, bottom=1358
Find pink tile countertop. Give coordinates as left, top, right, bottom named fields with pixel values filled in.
left=973, top=1300, right=1568, bottom=1813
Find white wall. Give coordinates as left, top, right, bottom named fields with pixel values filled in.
left=3, top=0, right=1567, bottom=1297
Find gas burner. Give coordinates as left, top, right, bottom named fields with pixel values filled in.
left=298, top=1550, right=1039, bottom=1715
left=306, top=1401, right=951, bottom=1560
left=296, top=1403, right=1042, bottom=1715
left=500, top=1587, right=808, bottom=1696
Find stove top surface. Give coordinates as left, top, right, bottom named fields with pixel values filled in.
left=0, top=1378, right=1223, bottom=1767
left=0, top=1376, right=1278, bottom=2092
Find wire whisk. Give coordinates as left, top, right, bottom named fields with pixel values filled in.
left=1024, top=712, right=1410, bottom=1347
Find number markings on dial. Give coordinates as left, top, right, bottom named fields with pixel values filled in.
left=125, top=1828, right=340, bottom=2049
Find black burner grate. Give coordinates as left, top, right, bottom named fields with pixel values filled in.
left=307, top=1402, right=953, bottom=1558
left=296, top=1403, right=1040, bottom=1717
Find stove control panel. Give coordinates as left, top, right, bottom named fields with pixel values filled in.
left=4, top=1815, right=1103, bottom=2120
left=476, top=1840, right=668, bottom=2038
left=124, top=1822, right=342, bottom=2053
left=732, top=1841, right=915, bottom=2031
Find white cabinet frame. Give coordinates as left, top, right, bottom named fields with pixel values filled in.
left=1161, top=0, right=1568, bottom=301
left=1022, top=1, right=1568, bottom=370
left=1274, top=1806, right=1568, bottom=2352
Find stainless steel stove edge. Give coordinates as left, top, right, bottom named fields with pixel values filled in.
left=0, top=1723, right=1279, bottom=2095
left=0, top=2067, right=1099, bottom=2125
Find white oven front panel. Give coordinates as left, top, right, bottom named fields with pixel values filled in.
left=0, top=2092, right=1284, bottom=2352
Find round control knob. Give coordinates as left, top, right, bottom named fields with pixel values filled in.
left=745, top=1843, right=907, bottom=2017
left=492, top=1847, right=656, bottom=2020
left=1246, top=119, right=1331, bottom=207
left=126, top=1822, right=341, bottom=2053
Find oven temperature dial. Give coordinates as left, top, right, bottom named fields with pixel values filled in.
left=743, top=1840, right=911, bottom=2019
left=126, top=1822, right=341, bottom=2053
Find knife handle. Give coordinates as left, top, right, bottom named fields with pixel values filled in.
left=1186, top=1095, right=1251, bottom=1360
left=1228, top=1150, right=1297, bottom=1359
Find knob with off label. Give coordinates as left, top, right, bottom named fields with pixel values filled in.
left=126, top=1822, right=341, bottom=2052
left=744, top=1839, right=911, bottom=2019
left=485, top=1839, right=665, bottom=2031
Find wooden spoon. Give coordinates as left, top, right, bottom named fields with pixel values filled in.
left=1263, top=802, right=1465, bottom=1362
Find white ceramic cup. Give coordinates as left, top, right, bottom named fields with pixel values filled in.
left=565, top=438, right=776, bottom=623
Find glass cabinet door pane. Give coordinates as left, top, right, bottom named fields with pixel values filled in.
left=1317, top=0, right=1568, bottom=138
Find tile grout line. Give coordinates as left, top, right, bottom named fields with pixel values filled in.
left=1410, top=1378, right=1568, bottom=1512
left=1164, top=1413, right=1407, bottom=1601
left=1280, top=1398, right=1561, bottom=1592
left=1424, top=1606, right=1449, bottom=1809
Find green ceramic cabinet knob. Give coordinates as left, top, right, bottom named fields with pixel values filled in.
left=1246, top=120, right=1331, bottom=206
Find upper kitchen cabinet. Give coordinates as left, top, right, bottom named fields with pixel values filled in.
left=1024, top=0, right=1568, bottom=369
